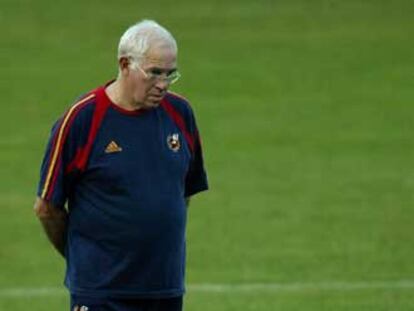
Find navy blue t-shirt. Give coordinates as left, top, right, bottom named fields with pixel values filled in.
left=37, top=82, right=208, bottom=298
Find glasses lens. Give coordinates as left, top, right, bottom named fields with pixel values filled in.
left=139, top=66, right=181, bottom=84
left=168, top=71, right=181, bottom=84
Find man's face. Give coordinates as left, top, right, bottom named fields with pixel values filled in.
left=127, top=44, right=177, bottom=109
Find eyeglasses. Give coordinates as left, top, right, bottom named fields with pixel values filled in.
left=136, top=64, right=181, bottom=84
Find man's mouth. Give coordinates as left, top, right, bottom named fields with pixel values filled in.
left=150, top=94, right=165, bottom=102
left=145, top=94, right=165, bottom=107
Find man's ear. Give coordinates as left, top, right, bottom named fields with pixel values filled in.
left=119, top=57, right=130, bottom=75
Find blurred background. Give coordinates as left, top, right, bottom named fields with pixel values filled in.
left=1, top=0, right=414, bottom=309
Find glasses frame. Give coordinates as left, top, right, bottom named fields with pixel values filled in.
left=135, top=63, right=181, bottom=85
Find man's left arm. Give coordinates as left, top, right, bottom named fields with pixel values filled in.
left=184, top=109, right=208, bottom=199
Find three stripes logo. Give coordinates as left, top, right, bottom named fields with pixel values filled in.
left=105, top=141, right=122, bottom=154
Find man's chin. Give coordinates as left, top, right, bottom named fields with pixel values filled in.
left=151, top=98, right=163, bottom=105
left=146, top=97, right=163, bottom=108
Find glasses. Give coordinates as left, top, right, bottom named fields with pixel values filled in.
left=136, top=64, right=181, bottom=84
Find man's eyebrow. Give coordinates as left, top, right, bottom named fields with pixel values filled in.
left=148, top=66, right=177, bottom=73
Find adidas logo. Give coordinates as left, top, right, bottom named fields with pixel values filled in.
left=105, top=141, right=123, bottom=153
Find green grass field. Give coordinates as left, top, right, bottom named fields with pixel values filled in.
left=1, top=0, right=414, bottom=309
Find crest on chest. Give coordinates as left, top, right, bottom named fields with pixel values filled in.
left=167, top=133, right=181, bottom=152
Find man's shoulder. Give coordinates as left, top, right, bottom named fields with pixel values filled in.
left=65, top=84, right=105, bottom=119
left=162, top=91, right=196, bottom=122
left=70, top=84, right=104, bottom=111
left=71, top=91, right=97, bottom=111
left=164, top=92, right=192, bottom=110
left=54, top=87, right=101, bottom=134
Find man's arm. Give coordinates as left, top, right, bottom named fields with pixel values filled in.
left=33, top=197, right=68, bottom=258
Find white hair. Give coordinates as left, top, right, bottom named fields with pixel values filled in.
left=117, top=20, right=177, bottom=70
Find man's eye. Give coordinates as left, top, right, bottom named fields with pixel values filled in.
left=150, top=69, right=163, bottom=76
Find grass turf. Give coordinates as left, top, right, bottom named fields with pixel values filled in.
left=1, top=0, right=414, bottom=309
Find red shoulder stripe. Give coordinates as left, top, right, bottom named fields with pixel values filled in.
left=66, top=87, right=111, bottom=173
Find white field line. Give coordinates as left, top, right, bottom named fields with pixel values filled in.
left=188, top=280, right=414, bottom=292
left=1, top=280, right=414, bottom=297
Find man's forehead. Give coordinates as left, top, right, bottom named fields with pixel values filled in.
left=143, top=44, right=177, bottom=68
left=144, top=56, right=176, bottom=67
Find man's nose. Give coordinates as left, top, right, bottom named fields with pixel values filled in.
left=155, top=79, right=169, bottom=91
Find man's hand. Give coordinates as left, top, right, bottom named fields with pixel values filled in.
left=34, top=197, right=68, bottom=257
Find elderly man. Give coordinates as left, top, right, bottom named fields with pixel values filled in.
left=34, top=20, right=208, bottom=311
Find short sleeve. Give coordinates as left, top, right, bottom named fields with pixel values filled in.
left=37, top=102, right=92, bottom=207
left=184, top=114, right=209, bottom=197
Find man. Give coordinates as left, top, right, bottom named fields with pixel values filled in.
left=34, top=20, right=208, bottom=311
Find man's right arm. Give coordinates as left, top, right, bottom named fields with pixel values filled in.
left=33, top=197, right=68, bottom=258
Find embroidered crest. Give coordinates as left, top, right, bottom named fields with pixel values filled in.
left=167, top=133, right=181, bottom=152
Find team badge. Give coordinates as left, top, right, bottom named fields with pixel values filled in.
left=167, top=133, right=181, bottom=152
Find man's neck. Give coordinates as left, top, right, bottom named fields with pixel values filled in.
left=105, top=79, right=143, bottom=111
